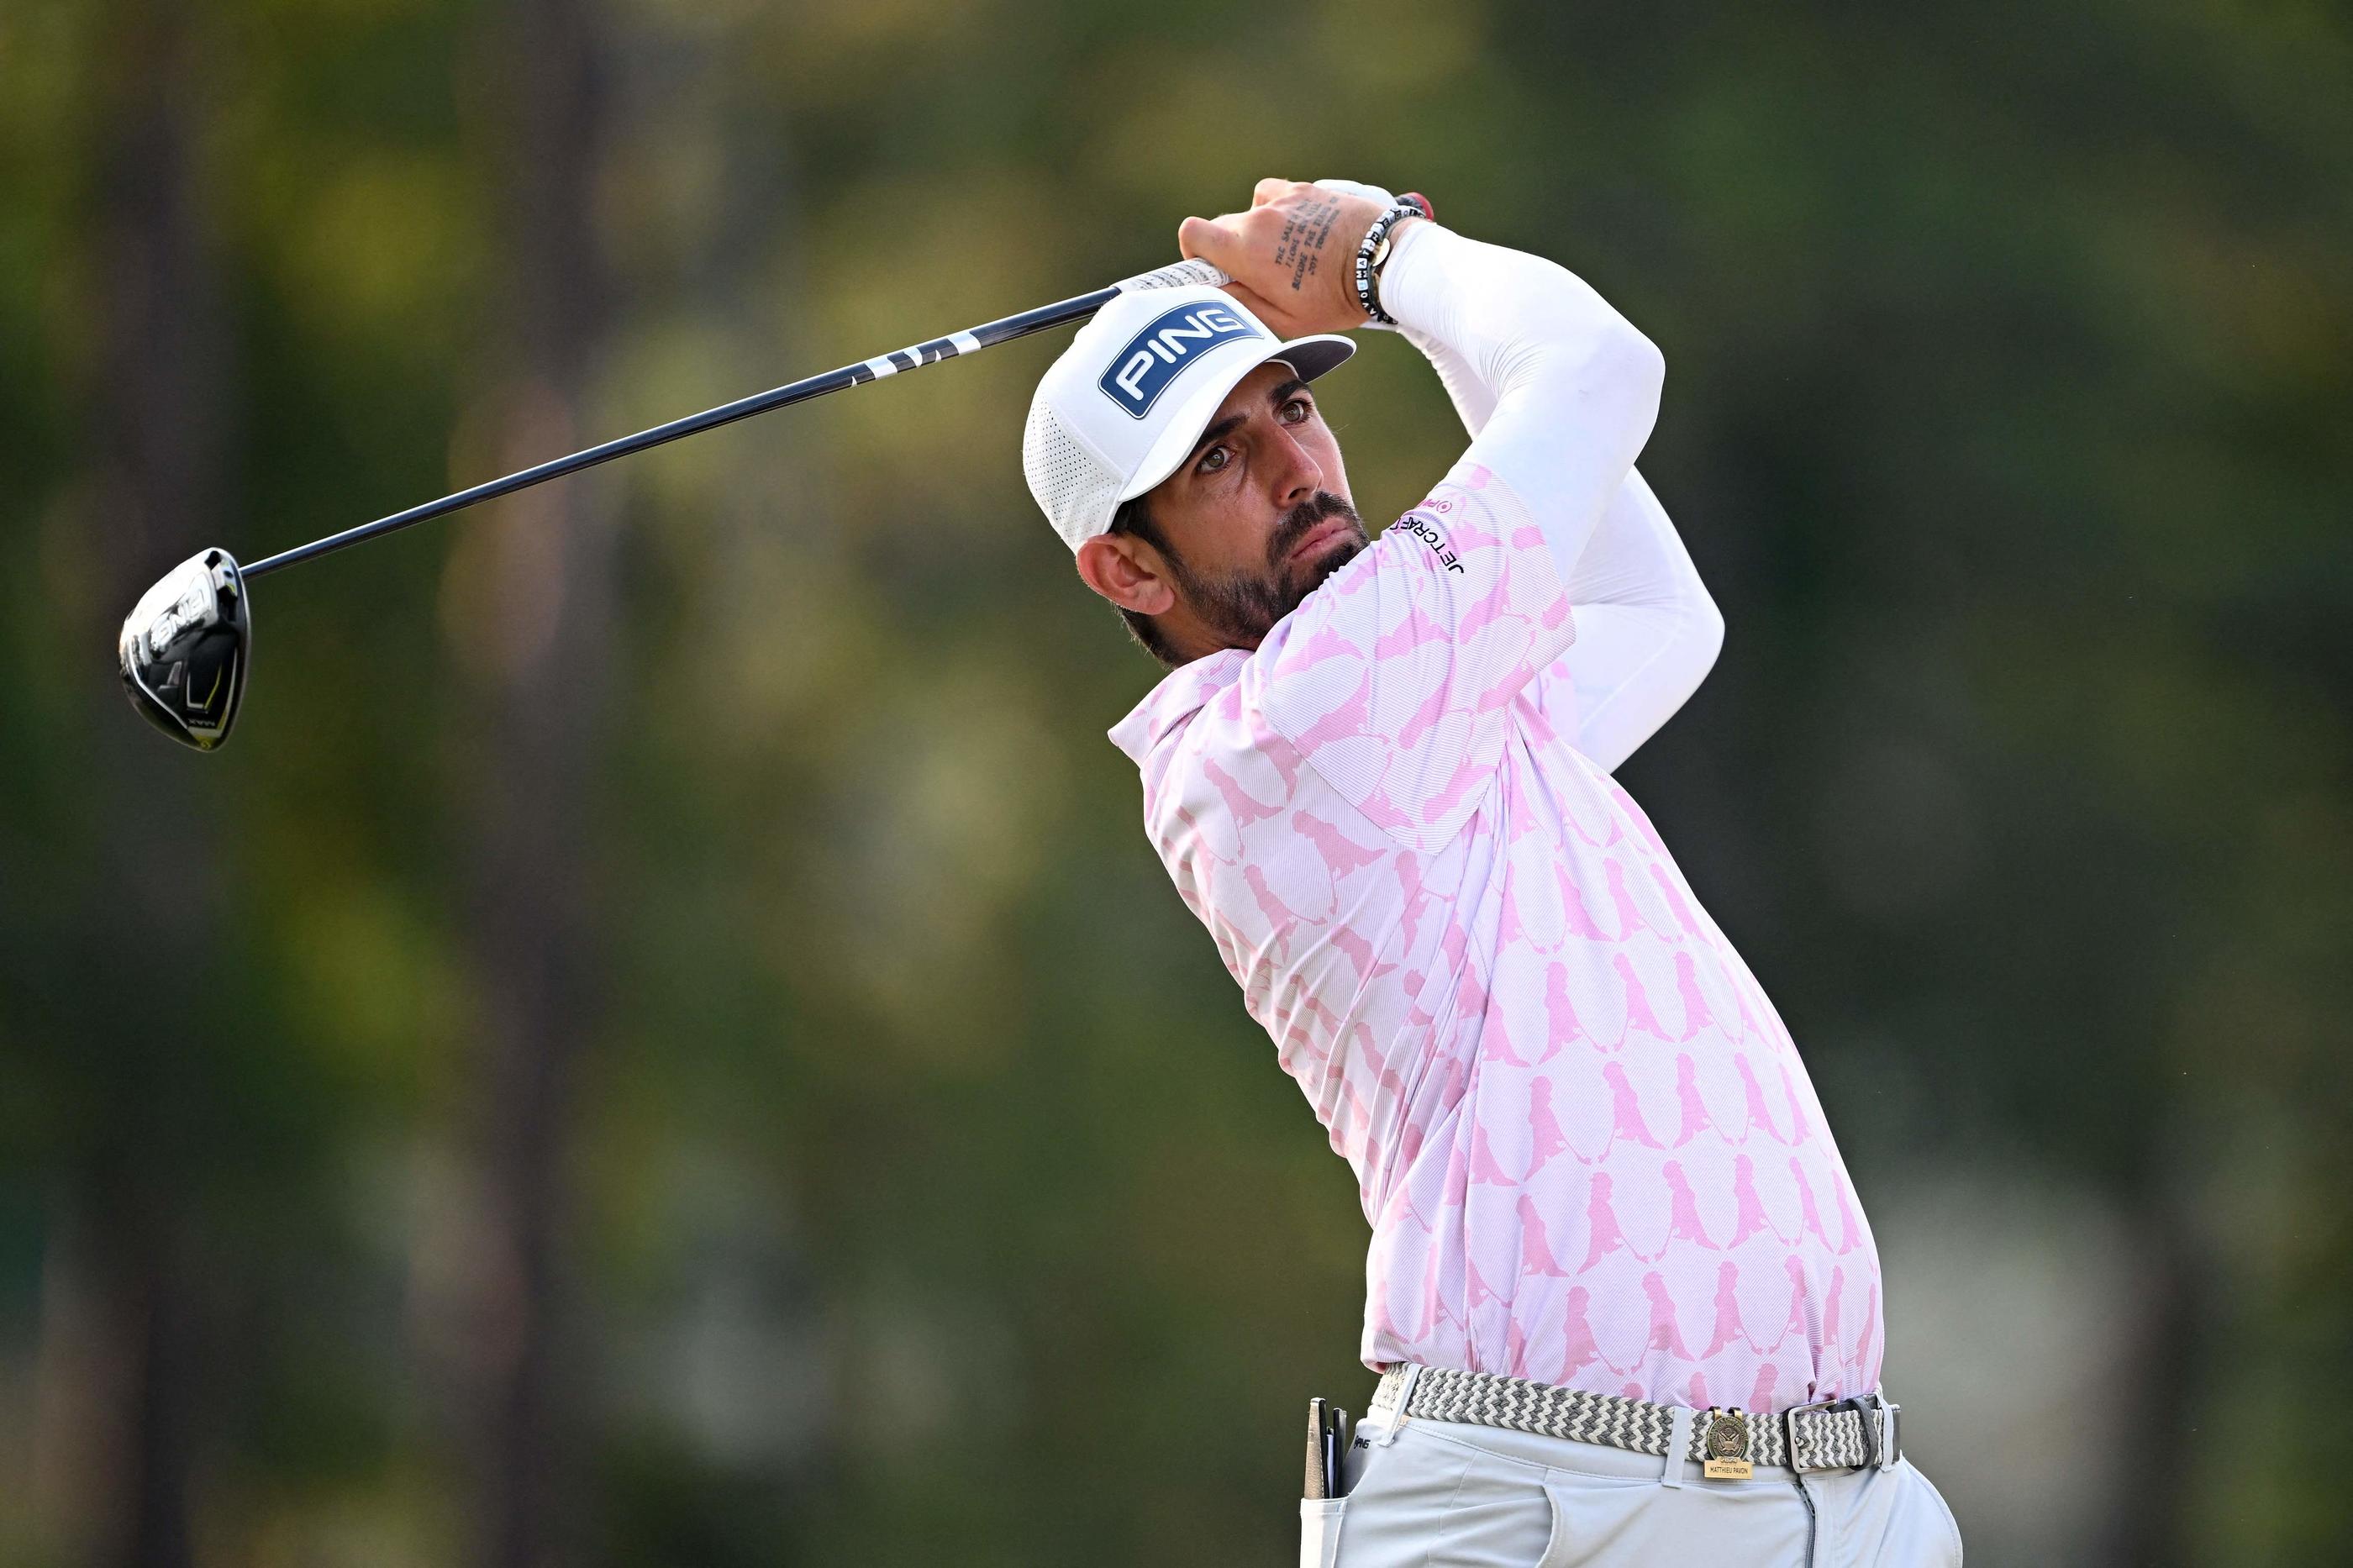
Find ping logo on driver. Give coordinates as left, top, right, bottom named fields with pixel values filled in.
left=1098, top=302, right=1261, bottom=418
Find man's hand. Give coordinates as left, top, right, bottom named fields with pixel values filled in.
left=1178, top=178, right=1395, bottom=339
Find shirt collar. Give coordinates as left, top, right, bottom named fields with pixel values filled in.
left=1107, top=648, right=1250, bottom=763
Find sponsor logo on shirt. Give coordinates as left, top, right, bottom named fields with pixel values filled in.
left=1098, top=303, right=1262, bottom=418
left=1393, top=513, right=1466, bottom=573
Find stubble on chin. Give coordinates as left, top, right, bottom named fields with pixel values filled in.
left=1161, top=492, right=1370, bottom=651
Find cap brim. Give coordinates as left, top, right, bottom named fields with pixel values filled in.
left=1117, top=333, right=1357, bottom=504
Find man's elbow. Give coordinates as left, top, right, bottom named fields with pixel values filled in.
left=1590, top=324, right=1666, bottom=447
left=1616, top=325, right=1666, bottom=403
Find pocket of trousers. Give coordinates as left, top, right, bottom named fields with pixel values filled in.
left=1534, top=1481, right=1572, bottom=1567
left=1906, top=1463, right=1964, bottom=1567
left=1300, top=1497, right=1347, bottom=1568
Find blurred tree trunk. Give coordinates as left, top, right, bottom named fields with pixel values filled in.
left=451, top=0, right=615, bottom=1564
left=2103, top=1204, right=2200, bottom=1568
left=40, top=0, right=232, bottom=1563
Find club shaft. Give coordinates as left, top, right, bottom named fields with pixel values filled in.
left=242, top=284, right=1124, bottom=580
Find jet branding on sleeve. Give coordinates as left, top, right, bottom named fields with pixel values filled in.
left=1392, top=513, right=1466, bottom=573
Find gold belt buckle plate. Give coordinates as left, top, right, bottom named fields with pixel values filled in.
left=1700, top=1408, right=1753, bottom=1480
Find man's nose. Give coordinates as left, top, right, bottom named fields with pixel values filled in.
left=1267, top=424, right=1324, bottom=507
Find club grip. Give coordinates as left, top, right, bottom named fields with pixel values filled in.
left=1116, top=257, right=1232, bottom=293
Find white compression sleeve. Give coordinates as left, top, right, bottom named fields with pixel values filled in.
left=1377, top=221, right=1665, bottom=584
left=1559, top=475, right=1724, bottom=772
left=1382, top=222, right=1722, bottom=773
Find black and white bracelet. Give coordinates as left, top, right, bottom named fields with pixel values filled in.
left=1352, top=192, right=1435, bottom=324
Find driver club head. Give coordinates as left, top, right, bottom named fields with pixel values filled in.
left=118, top=547, right=250, bottom=752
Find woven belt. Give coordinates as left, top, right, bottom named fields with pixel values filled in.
left=1369, top=1365, right=1901, bottom=1476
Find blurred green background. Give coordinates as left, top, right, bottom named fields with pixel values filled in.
left=3, top=0, right=2348, bottom=1562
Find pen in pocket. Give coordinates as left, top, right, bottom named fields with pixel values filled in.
left=1305, top=1397, right=1329, bottom=1500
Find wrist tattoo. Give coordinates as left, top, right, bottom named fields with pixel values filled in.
left=1270, top=196, right=1344, bottom=294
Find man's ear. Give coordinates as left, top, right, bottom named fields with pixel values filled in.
left=1076, top=534, right=1176, bottom=616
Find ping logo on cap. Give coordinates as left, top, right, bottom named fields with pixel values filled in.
left=1098, top=302, right=1261, bottom=418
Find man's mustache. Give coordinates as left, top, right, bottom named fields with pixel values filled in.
left=1266, top=492, right=1366, bottom=571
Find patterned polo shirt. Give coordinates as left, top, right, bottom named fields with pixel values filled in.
left=1108, top=460, right=1882, bottom=1413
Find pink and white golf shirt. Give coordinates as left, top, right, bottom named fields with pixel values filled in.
left=1106, top=227, right=1882, bottom=1415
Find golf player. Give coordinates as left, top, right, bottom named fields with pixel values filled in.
left=1023, top=179, right=1961, bottom=1566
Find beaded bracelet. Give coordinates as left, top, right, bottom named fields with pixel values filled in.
left=1353, top=192, right=1435, bottom=324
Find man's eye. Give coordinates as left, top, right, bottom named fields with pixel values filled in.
left=1199, top=446, right=1230, bottom=473
left=1283, top=398, right=1311, bottom=422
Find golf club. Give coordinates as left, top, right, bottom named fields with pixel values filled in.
left=117, top=255, right=1245, bottom=751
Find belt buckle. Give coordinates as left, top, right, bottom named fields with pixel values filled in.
left=1783, top=1397, right=1842, bottom=1472
left=1785, top=1392, right=1901, bottom=1472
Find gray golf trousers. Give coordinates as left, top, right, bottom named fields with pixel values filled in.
left=1303, top=1413, right=1962, bottom=1567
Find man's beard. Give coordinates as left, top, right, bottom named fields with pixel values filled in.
left=1164, top=492, right=1369, bottom=650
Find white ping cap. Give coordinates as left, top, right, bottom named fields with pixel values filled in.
left=1023, top=283, right=1355, bottom=553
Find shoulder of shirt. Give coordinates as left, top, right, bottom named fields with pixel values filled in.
left=1413, top=458, right=1539, bottom=530
left=1105, top=648, right=1249, bottom=764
